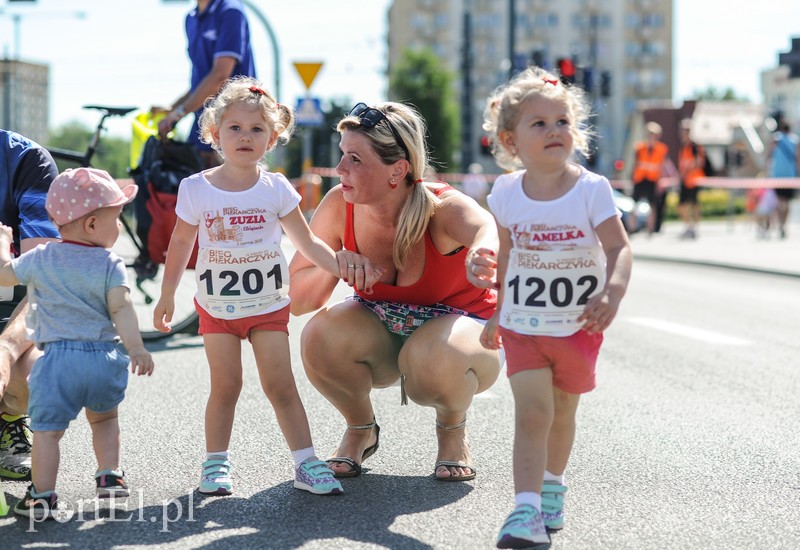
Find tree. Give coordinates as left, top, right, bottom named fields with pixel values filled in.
left=46, top=121, right=131, bottom=179
left=388, top=49, right=459, bottom=172
left=690, top=86, right=747, bottom=102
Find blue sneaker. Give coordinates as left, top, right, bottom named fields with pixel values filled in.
left=496, top=504, right=549, bottom=548
left=541, top=481, right=568, bottom=530
left=294, top=458, right=343, bottom=495
left=199, top=456, right=232, bottom=495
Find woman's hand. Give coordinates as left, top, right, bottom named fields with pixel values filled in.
left=465, top=246, right=498, bottom=289
left=336, top=250, right=384, bottom=294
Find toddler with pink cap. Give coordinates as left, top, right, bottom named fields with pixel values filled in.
left=0, top=167, right=155, bottom=520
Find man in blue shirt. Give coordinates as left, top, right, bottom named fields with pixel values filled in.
left=0, top=130, right=61, bottom=481
left=158, top=0, right=256, bottom=169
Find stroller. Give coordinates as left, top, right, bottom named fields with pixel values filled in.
left=130, top=134, right=203, bottom=273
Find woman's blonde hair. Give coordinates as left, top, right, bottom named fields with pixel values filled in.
left=337, top=102, right=439, bottom=270
left=199, top=76, right=294, bottom=154
left=482, top=66, right=593, bottom=171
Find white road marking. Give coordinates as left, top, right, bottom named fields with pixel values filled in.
left=623, top=317, right=752, bottom=346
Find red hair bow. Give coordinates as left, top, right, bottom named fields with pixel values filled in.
left=542, top=78, right=559, bottom=86
left=249, top=85, right=266, bottom=96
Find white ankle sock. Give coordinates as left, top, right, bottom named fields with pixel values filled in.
left=544, top=470, right=565, bottom=485
left=206, top=450, right=229, bottom=460
left=291, top=447, right=316, bottom=467
left=515, top=492, right=542, bottom=511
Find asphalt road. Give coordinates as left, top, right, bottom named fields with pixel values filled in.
left=2, top=260, right=799, bottom=549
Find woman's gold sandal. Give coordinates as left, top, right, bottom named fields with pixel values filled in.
left=327, top=418, right=380, bottom=478
left=434, top=418, right=476, bottom=482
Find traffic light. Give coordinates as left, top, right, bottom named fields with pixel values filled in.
left=600, top=71, right=612, bottom=97
left=557, top=58, right=576, bottom=84
left=581, top=67, right=594, bottom=94
left=480, top=135, right=492, bottom=156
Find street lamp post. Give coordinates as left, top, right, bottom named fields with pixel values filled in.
left=241, top=0, right=281, bottom=102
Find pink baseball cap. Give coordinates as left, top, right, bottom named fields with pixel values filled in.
left=46, top=167, right=138, bottom=227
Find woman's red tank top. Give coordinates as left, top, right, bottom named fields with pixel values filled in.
left=343, top=187, right=496, bottom=319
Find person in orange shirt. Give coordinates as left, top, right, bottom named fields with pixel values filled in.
left=677, top=120, right=706, bottom=239
left=630, top=122, right=668, bottom=234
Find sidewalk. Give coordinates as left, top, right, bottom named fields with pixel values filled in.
left=630, top=215, right=800, bottom=278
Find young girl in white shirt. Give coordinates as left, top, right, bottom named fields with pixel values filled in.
left=153, top=76, right=380, bottom=497
left=467, top=66, right=632, bottom=547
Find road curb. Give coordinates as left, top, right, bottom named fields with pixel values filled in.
left=633, top=254, right=800, bottom=279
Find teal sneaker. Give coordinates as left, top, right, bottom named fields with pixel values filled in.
left=541, top=481, right=568, bottom=530
left=294, top=458, right=343, bottom=495
left=199, top=456, right=232, bottom=495
left=496, top=504, right=549, bottom=548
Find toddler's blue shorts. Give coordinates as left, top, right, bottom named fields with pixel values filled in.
left=28, top=340, right=130, bottom=431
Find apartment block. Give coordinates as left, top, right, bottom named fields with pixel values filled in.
left=388, top=0, right=673, bottom=175
left=0, top=58, right=49, bottom=144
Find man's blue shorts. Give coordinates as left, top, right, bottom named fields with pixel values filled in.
left=28, top=340, right=129, bottom=431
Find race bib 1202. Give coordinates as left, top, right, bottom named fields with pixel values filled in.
left=500, top=247, right=604, bottom=335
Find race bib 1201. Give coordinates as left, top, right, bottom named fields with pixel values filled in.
left=500, top=247, right=604, bottom=335
left=195, top=244, right=288, bottom=319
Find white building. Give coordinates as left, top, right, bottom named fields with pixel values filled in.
left=761, top=65, right=800, bottom=131
left=387, top=0, right=673, bottom=175
left=0, top=58, right=49, bottom=144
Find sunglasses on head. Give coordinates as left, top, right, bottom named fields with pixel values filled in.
left=348, top=102, right=410, bottom=160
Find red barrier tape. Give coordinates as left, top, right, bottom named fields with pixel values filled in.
left=307, top=168, right=800, bottom=190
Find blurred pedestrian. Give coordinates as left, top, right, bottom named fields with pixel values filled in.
left=677, top=119, right=706, bottom=239
left=766, top=121, right=799, bottom=239
left=156, top=0, right=256, bottom=169
left=754, top=188, right=778, bottom=239
left=630, top=122, right=669, bottom=235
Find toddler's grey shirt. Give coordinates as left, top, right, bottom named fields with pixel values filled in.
left=11, top=242, right=128, bottom=346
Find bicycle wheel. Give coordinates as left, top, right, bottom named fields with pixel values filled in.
left=113, top=221, right=198, bottom=341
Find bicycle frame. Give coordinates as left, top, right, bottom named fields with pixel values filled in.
left=46, top=105, right=199, bottom=340
left=47, top=106, right=145, bottom=256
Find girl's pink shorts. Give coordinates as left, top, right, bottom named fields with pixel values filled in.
left=196, top=301, right=289, bottom=341
left=499, top=326, right=603, bottom=394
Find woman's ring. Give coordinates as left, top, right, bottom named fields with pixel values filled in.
left=355, top=265, right=364, bottom=269
left=348, top=264, right=355, bottom=269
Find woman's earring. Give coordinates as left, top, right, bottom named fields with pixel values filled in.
left=389, top=178, right=398, bottom=190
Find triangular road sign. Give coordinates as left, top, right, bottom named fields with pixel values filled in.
left=293, top=62, right=323, bottom=90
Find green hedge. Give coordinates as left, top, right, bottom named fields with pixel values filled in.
left=664, top=188, right=746, bottom=220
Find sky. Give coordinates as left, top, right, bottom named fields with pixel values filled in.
left=2, top=0, right=800, bottom=138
